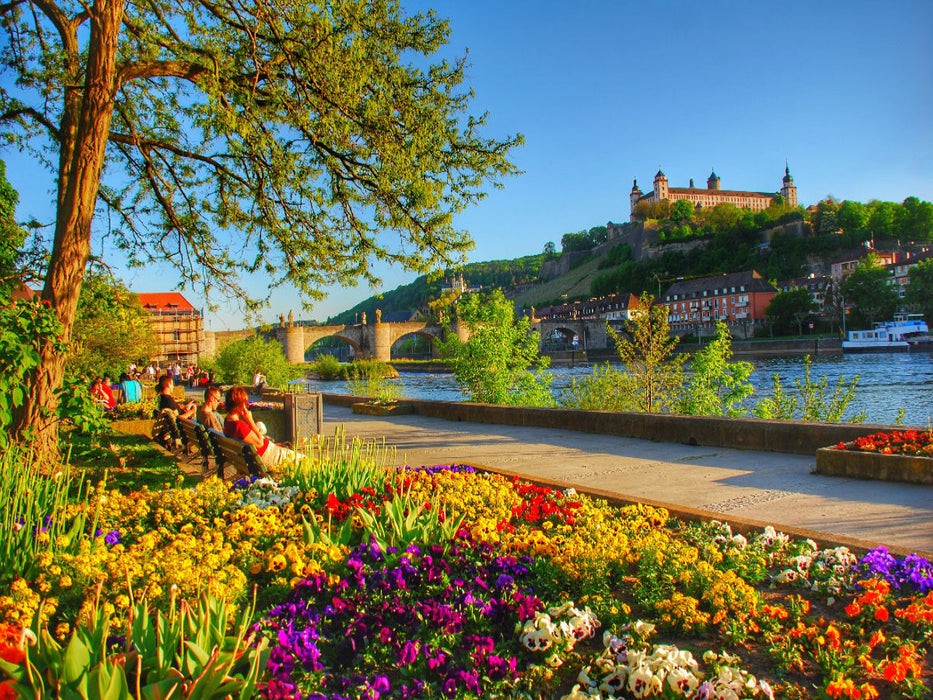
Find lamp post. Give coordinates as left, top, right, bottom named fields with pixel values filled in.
left=841, top=294, right=846, bottom=338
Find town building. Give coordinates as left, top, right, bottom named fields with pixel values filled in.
left=888, top=248, right=933, bottom=299
left=630, top=166, right=797, bottom=220
left=533, top=293, right=641, bottom=324
left=829, top=245, right=896, bottom=281
left=660, top=270, right=778, bottom=338
left=136, top=292, right=204, bottom=366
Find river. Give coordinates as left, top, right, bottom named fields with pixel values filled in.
left=314, top=352, right=933, bottom=427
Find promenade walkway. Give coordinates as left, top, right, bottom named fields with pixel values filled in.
left=321, top=403, right=933, bottom=558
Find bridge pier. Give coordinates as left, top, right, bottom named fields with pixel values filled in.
left=277, top=326, right=307, bottom=364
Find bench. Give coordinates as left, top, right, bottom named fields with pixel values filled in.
left=176, top=418, right=214, bottom=475
left=207, top=429, right=265, bottom=481
left=151, top=409, right=182, bottom=452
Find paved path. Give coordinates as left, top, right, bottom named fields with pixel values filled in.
left=322, top=403, right=933, bottom=557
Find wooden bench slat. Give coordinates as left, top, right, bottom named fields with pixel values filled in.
left=207, top=429, right=265, bottom=480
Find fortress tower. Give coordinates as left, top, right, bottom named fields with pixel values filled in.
left=780, top=164, right=798, bottom=207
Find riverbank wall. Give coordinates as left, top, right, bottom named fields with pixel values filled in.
left=584, top=337, right=842, bottom=363
left=321, top=392, right=896, bottom=456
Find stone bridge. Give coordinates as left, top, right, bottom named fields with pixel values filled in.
left=205, top=315, right=614, bottom=364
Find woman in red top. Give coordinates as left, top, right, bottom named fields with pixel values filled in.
left=223, top=386, right=299, bottom=469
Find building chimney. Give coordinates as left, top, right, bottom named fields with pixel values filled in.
left=689, top=178, right=694, bottom=188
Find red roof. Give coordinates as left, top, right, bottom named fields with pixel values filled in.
left=136, top=292, right=197, bottom=312
left=11, top=282, right=38, bottom=301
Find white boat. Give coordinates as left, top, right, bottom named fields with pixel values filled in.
left=842, top=313, right=930, bottom=352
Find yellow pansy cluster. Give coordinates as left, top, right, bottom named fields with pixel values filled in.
left=0, top=578, right=50, bottom=627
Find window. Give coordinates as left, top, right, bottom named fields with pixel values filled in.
left=172, top=330, right=180, bottom=341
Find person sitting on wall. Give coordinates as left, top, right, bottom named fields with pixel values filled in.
left=90, top=376, right=116, bottom=410
left=223, top=386, right=301, bottom=469
left=196, top=384, right=224, bottom=432
left=156, top=375, right=197, bottom=419
left=252, top=370, right=267, bottom=392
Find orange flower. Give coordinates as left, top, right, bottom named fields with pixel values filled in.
left=859, top=683, right=879, bottom=700
left=874, top=606, right=889, bottom=622
left=845, top=601, right=862, bottom=617
left=868, top=630, right=886, bottom=649
left=825, top=624, right=842, bottom=649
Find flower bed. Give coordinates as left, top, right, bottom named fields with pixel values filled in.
left=817, top=430, right=933, bottom=484
left=1, top=439, right=932, bottom=699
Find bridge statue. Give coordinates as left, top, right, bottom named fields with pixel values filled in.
left=375, top=308, right=382, bottom=323
left=288, top=310, right=294, bottom=327
left=279, top=313, right=286, bottom=328
left=360, top=312, right=366, bottom=325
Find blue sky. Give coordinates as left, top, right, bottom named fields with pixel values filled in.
left=4, top=0, right=932, bottom=329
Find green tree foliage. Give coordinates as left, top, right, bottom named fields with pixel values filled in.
left=676, top=322, right=753, bottom=417
left=867, top=201, right=899, bottom=239
left=543, top=241, right=557, bottom=257
left=812, top=198, right=841, bottom=235
left=898, top=197, right=933, bottom=241
left=0, top=159, right=26, bottom=296
left=906, top=259, right=933, bottom=321
left=558, top=363, right=637, bottom=412
left=670, top=199, right=695, bottom=222
left=753, top=356, right=864, bottom=423
left=66, top=273, right=157, bottom=380
left=560, top=226, right=608, bottom=253
left=438, top=290, right=552, bottom=407
left=839, top=254, right=900, bottom=328
left=607, top=293, right=684, bottom=413
left=214, top=336, right=298, bottom=388
left=0, top=0, right=521, bottom=444
left=765, top=288, right=817, bottom=336
left=836, top=201, right=869, bottom=236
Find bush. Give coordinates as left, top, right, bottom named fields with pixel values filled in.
left=213, top=336, right=299, bottom=387
left=310, top=354, right=344, bottom=380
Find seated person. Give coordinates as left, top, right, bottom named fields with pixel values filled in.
left=156, top=375, right=196, bottom=419
left=196, top=384, right=224, bottom=432
left=223, top=386, right=301, bottom=469
left=90, top=376, right=116, bottom=410
left=252, top=370, right=267, bottom=391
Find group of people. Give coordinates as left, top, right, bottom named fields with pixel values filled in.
left=155, top=375, right=300, bottom=469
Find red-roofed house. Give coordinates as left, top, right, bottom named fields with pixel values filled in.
left=136, top=292, right=204, bottom=365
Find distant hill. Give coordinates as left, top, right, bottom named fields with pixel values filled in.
left=326, top=254, right=547, bottom=324
left=323, top=194, right=933, bottom=321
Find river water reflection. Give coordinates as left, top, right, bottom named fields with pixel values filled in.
left=317, top=352, right=933, bottom=427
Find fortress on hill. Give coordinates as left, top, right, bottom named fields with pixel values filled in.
left=629, top=165, right=797, bottom=220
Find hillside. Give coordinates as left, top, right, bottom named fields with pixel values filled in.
left=509, top=255, right=607, bottom=309
left=321, top=194, right=933, bottom=321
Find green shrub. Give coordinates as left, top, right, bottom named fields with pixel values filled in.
left=311, top=354, right=344, bottom=380
left=214, top=336, right=299, bottom=387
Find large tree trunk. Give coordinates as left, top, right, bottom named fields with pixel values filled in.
left=10, top=1, right=126, bottom=454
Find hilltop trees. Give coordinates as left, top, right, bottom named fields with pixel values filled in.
left=0, top=0, right=520, bottom=448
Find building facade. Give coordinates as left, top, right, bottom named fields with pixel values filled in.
left=136, top=292, right=204, bottom=366
left=630, top=166, right=797, bottom=220
left=659, top=270, right=778, bottom=338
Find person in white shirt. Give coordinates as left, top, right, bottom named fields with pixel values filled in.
left=252, top=370, right=267, bottom=391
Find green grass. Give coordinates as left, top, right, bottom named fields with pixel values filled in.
left=63, top=429, right=197, bottom=492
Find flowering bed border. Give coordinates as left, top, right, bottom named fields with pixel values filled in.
left=816, top=445, right=933, bottom=485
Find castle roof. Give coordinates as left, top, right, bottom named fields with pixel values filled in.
left=634, top=188, right=777, bottom=205
left=662, top=270, right=777, bottom=301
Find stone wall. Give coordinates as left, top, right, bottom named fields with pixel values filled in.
left=321, top=392, right=897, bottom=455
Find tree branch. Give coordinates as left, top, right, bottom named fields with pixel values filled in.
left=0, top=106, right=61, bottom=140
